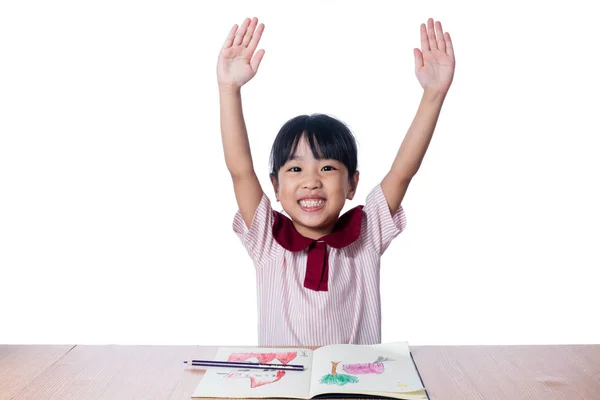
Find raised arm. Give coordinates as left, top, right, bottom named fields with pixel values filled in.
left=381, top=18, right=456, bottom=215
left=217, top=17, right=266, bottom=229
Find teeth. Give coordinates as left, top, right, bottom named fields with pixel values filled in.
left=299, top=199, right=325, bottom=208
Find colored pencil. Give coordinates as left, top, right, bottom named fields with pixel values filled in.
left=189, top=359, right=304, bottom=371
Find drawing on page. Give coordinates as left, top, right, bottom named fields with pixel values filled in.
left=319, top=361, right=359, bottom=386
left=397, top=382, right=422, bottom=391
left=225, top=370, right=285, bottom=388
left=227, top=351, right=297, bottom=365
left=221, top=351, right=298, bottom=388
left=342, top=355, right=395, bottom=375
left=320, top=355, right=396, bottom=386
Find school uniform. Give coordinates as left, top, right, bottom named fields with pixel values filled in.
left=232, top=183, right=406, bottom=346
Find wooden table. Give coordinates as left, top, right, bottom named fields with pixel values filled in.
left=1, top=344, right=599, bottom=399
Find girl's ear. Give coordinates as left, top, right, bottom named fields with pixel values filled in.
left=270, top=174, right=280, bottom=201
left=347, top=170, right=360, bottom=200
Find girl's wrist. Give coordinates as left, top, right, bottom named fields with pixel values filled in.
left=422, top=88, right=447, bottom=103
left=218, top=83, right=242, bottom=95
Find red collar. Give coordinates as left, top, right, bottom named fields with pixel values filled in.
left=272, top=206, right=364, bottom=291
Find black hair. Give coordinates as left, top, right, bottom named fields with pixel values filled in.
left=269, top=113, right=358, bottom=181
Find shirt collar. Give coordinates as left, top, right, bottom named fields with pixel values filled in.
left=272, top=206, right=364, bottom=291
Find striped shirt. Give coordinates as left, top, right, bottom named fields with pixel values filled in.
left=232, top=183, right=407, bottom=346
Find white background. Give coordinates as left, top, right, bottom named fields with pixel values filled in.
left=1, top=0, right=598, bottom=346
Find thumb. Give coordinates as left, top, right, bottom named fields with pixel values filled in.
left=414, top=48, right=423, bottom=74
left=251, top=49, right=265, bottom=74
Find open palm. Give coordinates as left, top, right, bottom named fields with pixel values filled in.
left=217, top=17, right=265, bottom=89
left=414, top=18, right=455, bottom=95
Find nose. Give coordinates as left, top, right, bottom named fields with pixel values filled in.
left=302, top=171, right=322, bottom=190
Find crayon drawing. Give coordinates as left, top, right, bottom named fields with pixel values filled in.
left=225, top=370, right=285, bottom=388
left=320, top=356, right=395, bottom=386
left=397, top=382, right=422, bottom=391
left=342, top=362, right=384, bottom=374
left=319, top=361, right=359, bottom=386
left=342, top=356, right=394, bottom=375
left=222, top=351, right=298, bottom=388
left=227, top=351, right=297, bottom=365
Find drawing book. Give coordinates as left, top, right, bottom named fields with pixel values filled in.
left=191, top=341, right=428, bottom=400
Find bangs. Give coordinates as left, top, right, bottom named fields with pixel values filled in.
left=287, top=129, right=346, bottom=162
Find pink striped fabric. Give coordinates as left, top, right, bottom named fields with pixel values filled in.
left=232, top=183, right=407, bottom=346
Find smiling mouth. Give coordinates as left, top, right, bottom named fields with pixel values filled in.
left=298, top=199, right=326, bottom=211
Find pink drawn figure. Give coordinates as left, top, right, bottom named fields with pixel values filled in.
left=223, top=352, right=298, bottom=389
left=342, top=362, right=384, bottom=375
left=227, top=351, right=297, bottom=365
left=226, top=370, right=285, bottom=388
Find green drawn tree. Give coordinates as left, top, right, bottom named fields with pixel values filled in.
left=319, top=361, right=359, bottom=386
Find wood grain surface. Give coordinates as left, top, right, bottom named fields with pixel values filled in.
left=0, top=345, right=74, bottom=400
left=411, top=345, right=600, bottom=400
left=1, top=344, right=598, bottom=400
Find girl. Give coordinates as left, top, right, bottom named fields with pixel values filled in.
left=216, top=17, right=455, bottom=346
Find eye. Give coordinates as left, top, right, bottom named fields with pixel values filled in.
left=287, top=166, right=301, bottom=172
left=321, top=165, right=337, bottom=172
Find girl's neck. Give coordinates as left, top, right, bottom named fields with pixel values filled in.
left=292, top=221, right=335, bottom=240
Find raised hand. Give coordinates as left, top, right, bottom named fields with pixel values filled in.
left=414, top=18, right=455, bottom=96
left=217, top=17, right=266, bottom=89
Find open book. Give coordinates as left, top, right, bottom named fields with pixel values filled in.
left=191, top=341, right=428, bottom=400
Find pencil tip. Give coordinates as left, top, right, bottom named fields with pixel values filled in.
left=183, top=361, right=188, bottom=363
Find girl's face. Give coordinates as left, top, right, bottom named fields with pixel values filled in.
left=271, top=135, right=359, bottom=239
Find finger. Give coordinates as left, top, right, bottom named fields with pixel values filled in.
left=427, top=18, right=437, bottom=51
left=247, top=23, right=265, bottom=54
left=420, top=23, right=429, bottom=52
left=233, top=18, right=251, bottom=46
left=445, top=32, right=454, bottom=58
left=222, top=24, right=238, bottom=50
left=435, top=21, right=446, bottom=53
left=242, top=17, right=258, bottom=47
left=251, top=49, right=265, bottom=73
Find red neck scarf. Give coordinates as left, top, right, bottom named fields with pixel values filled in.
left=271, top=206, right=364, bottom=292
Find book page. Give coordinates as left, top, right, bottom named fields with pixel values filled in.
left=192, top=347, right=313, bottom=399
left=309, top=342, right=425, bottom=398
